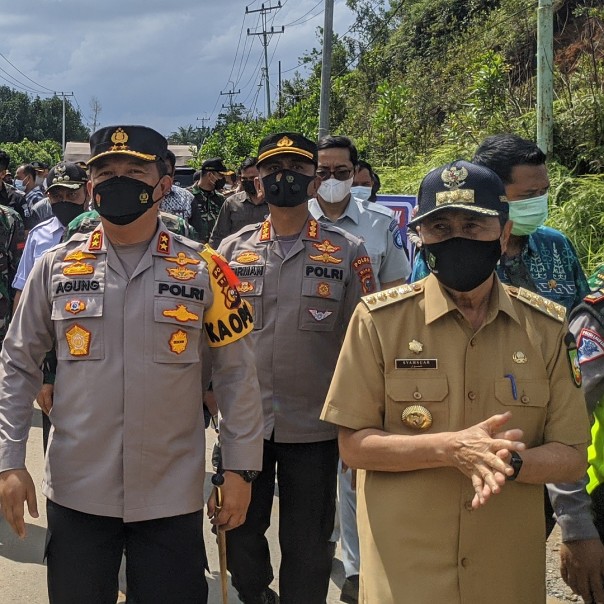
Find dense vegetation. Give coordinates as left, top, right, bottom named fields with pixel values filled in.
left=193, top=0, right=604, bottom=273
left=1, top=2, right=602, bottom=272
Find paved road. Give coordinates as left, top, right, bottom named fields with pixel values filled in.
left=0, top=408, right=567, bottom=603
left=0, top=408, right=347, bottom=603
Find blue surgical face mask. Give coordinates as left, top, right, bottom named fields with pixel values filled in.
left=508, top=193, right=548, bottom=236
left=350, top=185, right=372, bottom=202
left=13, top=179, right=25, bottom=192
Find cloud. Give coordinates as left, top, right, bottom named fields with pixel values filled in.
left=0, top=0, right=355, bottom=137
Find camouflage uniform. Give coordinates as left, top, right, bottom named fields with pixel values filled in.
left=0, top=204, right=25, bottom=344
left=588, top=264, right=604, bottom=291
left=188, top=187, right=225, bottom=244
left=62, top=209, right=198, bottom=242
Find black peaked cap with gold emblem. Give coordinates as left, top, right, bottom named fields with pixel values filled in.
left=46, top=161, right=88, bottom=191
left=257, top=132, right=317, bottom=166
left=408, top=159, right=509, bottom=229
left=87, top=125, right=168, bottom=166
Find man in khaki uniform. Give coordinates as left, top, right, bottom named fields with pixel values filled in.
left=321, top=160, right=589, bottom=604
left=0, top=125, right=263, bottom=604
left=218, top=132, right=375, bottom=604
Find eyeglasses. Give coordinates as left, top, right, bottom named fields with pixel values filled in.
left=316, top=168, right=353, bottom=182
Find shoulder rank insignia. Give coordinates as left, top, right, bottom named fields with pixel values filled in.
left=157, top=232, right=171, bottom=254
left=260, top=220, right=271, bottom=242
left=89, top=230, right=103, bottom=251
left=307, top=219, right=319, bottom=239
left=63, top=262, right=94, bottom=276
left=363, top=283, right=423, bottom=311
left=584, top=288, right=604, bottom=306
left=66, top=324, right=91, bottom=356
left=163, top=304, right=199, bottom=322
left=64, top=250, right=96, bottom=262
left=511, top=287, right=566, bottom=322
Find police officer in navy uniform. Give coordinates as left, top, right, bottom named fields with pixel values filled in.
left=0, top=125, right=263, bottom=604
left=218, top=132, right=375, bottom=604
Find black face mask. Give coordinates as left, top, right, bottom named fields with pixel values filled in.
left=241, top=180, right=257, bottom=197
left=261, top=170, right=315, bottom=208
left=214, top=178, right=226, bottom=191
left=52, top=201, right=85, bottom=227
left=423, top=236, right=502, bottom=292
left=93, top=176, right=159, bottom=226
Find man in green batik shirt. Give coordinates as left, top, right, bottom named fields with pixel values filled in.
left=188, top=158, right=228, bottom=243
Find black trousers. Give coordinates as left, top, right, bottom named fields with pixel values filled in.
left=45, top=500, right=208, bottom=604
left=226, top=438, right=338, bottom=604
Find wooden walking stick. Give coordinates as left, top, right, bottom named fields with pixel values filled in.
left=212, top=471, right=229, bottom=604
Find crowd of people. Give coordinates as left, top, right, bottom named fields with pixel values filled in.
left=0, top=125, right=602, bottom=604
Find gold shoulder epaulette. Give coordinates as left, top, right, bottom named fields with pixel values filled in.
left=508, top=286, right=566, bottom=322
left=362, top=283, right=423, bottom=311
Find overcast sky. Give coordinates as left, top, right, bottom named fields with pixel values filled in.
left=0, top=0, right=356, bottom=139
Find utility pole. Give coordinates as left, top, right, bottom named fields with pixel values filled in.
left=537, top=0, right=554, bottom=156
left=59, top=91, right=74, bottom=153
left=247, top=2, right=284, bottom=118
left=318, top=0, right=334, bottom=138
left=220, top=85, right=241, bottom=112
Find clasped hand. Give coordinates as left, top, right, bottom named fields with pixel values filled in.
left=449, top=411, right=525, bottom=508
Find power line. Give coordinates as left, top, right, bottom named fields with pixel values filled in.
left=283, top=0, right=323, bottom=27
left=247, top=1, right=285, bottom=117
left=0, top=51, right=56, bottom=93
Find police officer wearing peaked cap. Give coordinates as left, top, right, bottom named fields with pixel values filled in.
left=321, top=160, right=590, bottom=603
left=218, top=132, right=376, bottom=604
left=0, top=124, right=264, bottom=603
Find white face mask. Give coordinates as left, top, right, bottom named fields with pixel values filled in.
left=318, top=176, right=353, bottom=204
left=350, top=185, right=372, bottom=202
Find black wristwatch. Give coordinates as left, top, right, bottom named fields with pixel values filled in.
left=227, top=469, right=260, bottom=483
left=506, top=451, right=523, bottom=481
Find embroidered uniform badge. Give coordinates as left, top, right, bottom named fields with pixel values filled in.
left=169, top=329, right=188, bottom=354
left=65, top=300, right=86, bottom=314
left=317, top=282, right=331, bottom=297
left=237, top=281, right=255, bottom=294
left=64, top=250, right=96, bottom=262
left=165, top=252, right=200, bottom=281
left=309, top=240, right=342, bottom=264
left=63, top=262, right=94, bottom=276
left=236, top=251, right=260, bottom=264
left=163, top=305, right=199, bottom=322
left=66, top=324, right=91, bottom=356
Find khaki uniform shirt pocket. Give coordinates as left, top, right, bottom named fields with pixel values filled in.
left=153, top=297, right=204, bottom=363
left=236, top=278, right=263, bottom=330
left=494, top=378, right=550, bottom=440
left=299, top=279, right=344, bottom=331
left=385, top=375, right=449, bottom=434
left=53, top=295, right=105, bottom=361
